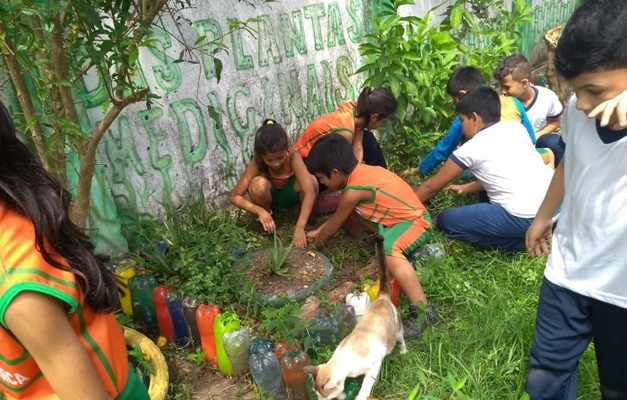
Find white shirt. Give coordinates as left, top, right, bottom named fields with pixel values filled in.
left=545, top=96, right=627, bottom=308
left=525, top=85, right=563, bottom=133
left=451, top=121, right=553, bottom=218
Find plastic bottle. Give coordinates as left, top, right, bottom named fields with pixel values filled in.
left=362, top=279, right=400, bottom=308
left=223, top=328, right=251, bottom=376
left=166, top=292, right=189, bottom=347
left=182, top=296, right=202, bottom=349
left=280, top=351, right=310, bottom=400
left=114, top=260, right=136, bottom=316
left=249, top=350, right=287, bottom=399
left=409, top=243, right=445, bottom=264
left=128, top=275, right=159, bottom=337
left=343, top=378, right=362, bottom=400
left=249, top=337, right=274, bottom=356
left=336, top=303, right=357, bottom=336
left=214, top=311, right=241, bottom=375
left=153, top=285, right=175, bottom=342
left=311, top=311, right=341, bottom=347
left=345, top=292, right=371, bottom=321
left=196, top=304, right=221, bottom=365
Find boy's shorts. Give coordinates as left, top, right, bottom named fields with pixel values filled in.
left=270, top=175, right=300, bottom=210
left=378, top=213, right=433, bottom=259
left=536, top=148, right=551, bottom=165
left=117, top=367, right=150, bottom=400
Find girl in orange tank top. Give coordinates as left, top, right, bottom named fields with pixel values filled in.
left=230, top=119, right=318, bottom=247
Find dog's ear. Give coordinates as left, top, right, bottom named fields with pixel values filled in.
left=303, top=365, right=319, bottom=377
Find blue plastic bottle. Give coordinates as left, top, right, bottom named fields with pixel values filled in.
left=166, top=292, right=189, bottom=347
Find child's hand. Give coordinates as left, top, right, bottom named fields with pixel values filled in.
left=446, top=184, right=465, bottom=195
left=306, top=228, right=321, bottom=243
left=258, top=210, right=275, bottom=233
left=588, top=90, right=627, bottom=130
left=293, top=228, right=307, bottom=248
left=525, top=217, right=554, bottom=257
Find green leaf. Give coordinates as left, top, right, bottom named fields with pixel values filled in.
left=450, top=5, right=463, bottom=30
left=214, top=57, right=223, bottom=83
left=128, top=47, right=139, bottom=65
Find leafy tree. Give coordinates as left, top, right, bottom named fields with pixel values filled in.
left=0, top=0, right=266, bottom=228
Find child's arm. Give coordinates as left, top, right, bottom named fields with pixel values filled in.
left=536, top=116, right=562, bottom=138
left=5, top=292, right=113, bottom=400
left=588, top=90, right=627, bottom=130
left=308, top=189, right=370, bottom=248
left=229, top=160, right=275, bottom=233
left=352, top=129, right=364, bottom=164
left=447, top=180, right=484, bottom=195
left=417, top=117, right=464, bottom=175
left=415, top=158, right=463, bottom=203
left=526, top=159, right=565, bottom=257
left=513, top=98, right=537, bottom=143
left=291, top=153, right=317, bottom=248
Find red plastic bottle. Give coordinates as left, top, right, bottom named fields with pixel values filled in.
left=196, top=304, right=221, bottom=365
left=153, top=285, right=175, bottom=342
left=390, top=278, right=401, bottom=308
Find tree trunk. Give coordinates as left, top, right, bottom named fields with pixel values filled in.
left=544, top=25, right=571, bottom=107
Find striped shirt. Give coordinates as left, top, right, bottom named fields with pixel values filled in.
left=0, top=204, right=128, bottom=399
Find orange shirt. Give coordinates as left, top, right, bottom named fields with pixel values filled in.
left=294, top=102, right=357, bottom=159
left=0, top=205, right=128, bottom=400
left=345, top=164, right=430, bottom=229
left=260, top=149, right=295, bottom=190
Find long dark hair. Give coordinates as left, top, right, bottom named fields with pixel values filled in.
left=254, top=118, right=289, bottom=175
left=0, top=101, right=118, bottom=312
left=355, top=87, right=398, bottom=122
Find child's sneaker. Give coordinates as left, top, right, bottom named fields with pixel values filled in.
left=402, top=302, right=440, bottom=341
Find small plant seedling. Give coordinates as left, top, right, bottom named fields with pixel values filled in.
left=266, top=231, right=294, bottom=276
left=186, top=348, right=208, bottom=367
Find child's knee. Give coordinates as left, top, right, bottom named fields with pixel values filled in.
left=248, top=176, right=271, bottom=198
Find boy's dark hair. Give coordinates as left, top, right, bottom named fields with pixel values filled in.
left=455, top=86, right=502, bottom=125
left=254, top=118, right=289, bottom=175
left=492, top=55, right=532, bottom=82
left=0, top=101, right=119, bottom=312
left=446, top=67, right=488, bottom=97
left=555, top=0, right=627, bottom=79
left=356, top=87, right=397, bottom=122
left=305, top=134, right=358, bottom=177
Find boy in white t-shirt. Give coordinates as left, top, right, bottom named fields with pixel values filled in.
left=415, top=87, right=552, bottom=252
left=525, top=0, right=627, bottom=398
left=494, top=54, right=565, bottom=165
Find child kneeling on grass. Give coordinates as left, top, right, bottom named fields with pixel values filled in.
left=230, top=119, right=318, bottom=247
left=304, top=134, right=438, bottom=341
left=525, top=0, right=627, bottom=398
left=415, top=87, right=553, bottom=253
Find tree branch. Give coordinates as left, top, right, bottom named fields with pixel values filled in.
left=0, top=24, right=49, bottom=170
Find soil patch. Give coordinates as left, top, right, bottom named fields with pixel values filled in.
left=242, top=248, right=329, bottom=297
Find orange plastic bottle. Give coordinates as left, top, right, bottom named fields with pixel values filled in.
left=196, top=304, right=221, bottom=365
left=153, top=285, right=175, bottom=342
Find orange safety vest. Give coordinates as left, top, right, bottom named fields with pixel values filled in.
left=345, top=164, right=430, bottom=229
left=0, top=205, right=129, bottom=400
left=294, top=102, right=357, bottom=159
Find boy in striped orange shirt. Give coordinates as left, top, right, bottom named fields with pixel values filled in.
left=305, top=134, right=439, bottom=340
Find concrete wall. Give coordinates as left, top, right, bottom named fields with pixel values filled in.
left=79, top=0, right=370, bottom=223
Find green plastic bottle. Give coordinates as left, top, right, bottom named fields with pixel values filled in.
left=214, top=311, right=240, bottom=375
left=128, top=275, right=159, bottom=337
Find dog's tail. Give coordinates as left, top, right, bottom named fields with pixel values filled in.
left=374, top=234, right=391, bottom=299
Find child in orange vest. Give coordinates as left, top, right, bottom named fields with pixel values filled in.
left=230, top=119, right=318, bottom=247
left=294, top=87, right=397, bottom=168
left=0, top=100, right=149, bottom=399
left=305, top=134, right=439, bottom=341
